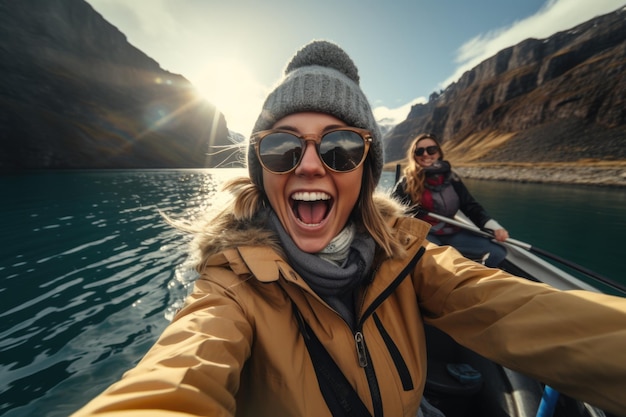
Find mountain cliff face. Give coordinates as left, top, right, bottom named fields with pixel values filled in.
left=3, top=1, right=624, bottom=171
left=0, top=0, right=235, bottom=170
left=384, top=7, right=626, bottom=165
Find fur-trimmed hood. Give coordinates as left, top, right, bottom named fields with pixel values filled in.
left=187, top=191, right=407, bottom=271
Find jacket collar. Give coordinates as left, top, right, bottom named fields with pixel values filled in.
left=209, top=213, right=430, bottom=289
left=200, top=194, right=431, bottom=290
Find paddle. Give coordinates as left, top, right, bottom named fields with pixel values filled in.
left=422, top=210, right=626, bottom=294
left=536, top=385, right=560, bottom=417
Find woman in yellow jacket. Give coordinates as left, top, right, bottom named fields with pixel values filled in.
left=72, top=40, right=626, bottom=417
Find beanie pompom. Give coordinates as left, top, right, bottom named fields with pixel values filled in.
left=285, top=40, right=360, bottom=85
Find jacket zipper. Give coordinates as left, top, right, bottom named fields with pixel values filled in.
left=353, top=246, right=426, bottom=417
left=354, top=331, right=368, bottom=367
left=353, top=325, right=382, bottom=417
left=354, top=264, right=375, bottom=368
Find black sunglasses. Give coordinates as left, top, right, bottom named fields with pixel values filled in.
left=414, top=146, right=440, bottom=156
left=252, top=127, right=372, bottom=174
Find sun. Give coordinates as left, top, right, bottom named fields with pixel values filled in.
left=192, top=59, right=268, bottom=137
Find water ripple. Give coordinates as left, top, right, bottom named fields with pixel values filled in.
left=0, top=169, right=242, bottom=416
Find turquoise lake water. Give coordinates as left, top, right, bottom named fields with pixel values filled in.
left=1, top=169, right=624, bottom=416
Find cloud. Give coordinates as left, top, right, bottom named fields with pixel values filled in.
left=440, top=0, right=626, bottom=89
left=373, top=97, right=426, bottom=127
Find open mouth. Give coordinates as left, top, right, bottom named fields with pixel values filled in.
left=291, top=191, right=332, bottom=226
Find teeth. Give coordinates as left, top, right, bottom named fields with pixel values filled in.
left=291, top=191, right=331, bottom=201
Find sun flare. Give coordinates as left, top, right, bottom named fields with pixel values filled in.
left=192, top=59, right=267, bottom=137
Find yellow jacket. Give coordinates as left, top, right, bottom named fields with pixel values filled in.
left=71, top=215, right=626, bottom=417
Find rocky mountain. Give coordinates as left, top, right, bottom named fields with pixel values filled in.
left=384, top=6, right=626, bottom=166
left=0, top=0, right=237, bottom=170
left=3, top=1, right=624, bottom=172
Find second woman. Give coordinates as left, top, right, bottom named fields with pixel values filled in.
left=392, top=133, right=509, bottom=267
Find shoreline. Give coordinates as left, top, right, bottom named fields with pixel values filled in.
left=451, top=165, right=626, bottom=187
left=383, top=162, right=626, bottom=187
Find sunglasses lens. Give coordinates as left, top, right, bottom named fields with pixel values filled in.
left=258, top=132, right=302, bottom=173
left=415, top=146, right=439, bottom=156
left=319, top=130, right=366, bottom=172
left=257, top=129, right=367, bottom=173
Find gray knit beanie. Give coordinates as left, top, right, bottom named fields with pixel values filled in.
left=248, top=40, right=383, bottom=186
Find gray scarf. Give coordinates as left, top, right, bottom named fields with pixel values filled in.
left=268, top=211, right=375, bottom=328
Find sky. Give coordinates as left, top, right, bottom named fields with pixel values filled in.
left=85, top=0, right=626, bottom=136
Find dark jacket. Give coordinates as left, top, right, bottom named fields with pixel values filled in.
left=392, top=161, right=492, bottom=232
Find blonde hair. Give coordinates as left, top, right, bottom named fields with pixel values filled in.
left=357, top=161, right=405, bottom=258
left=165, top=156, right=408, bottom=272
left=402, top=133, right=444, bottom=203
left=232, top=161, right=406, bottom=258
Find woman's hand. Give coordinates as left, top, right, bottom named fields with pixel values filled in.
left=493, top=228, right=509, bottom=242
